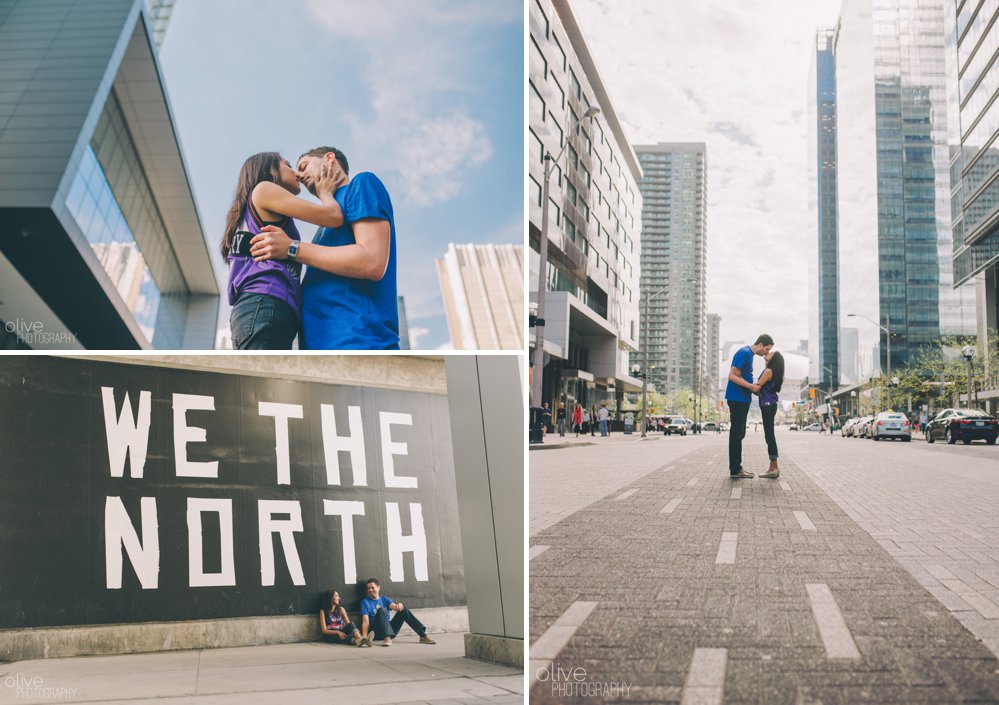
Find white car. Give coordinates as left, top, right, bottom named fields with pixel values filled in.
left=870, top=412, right=911, bottom=441
left=801, top=423, right=822, bottom=432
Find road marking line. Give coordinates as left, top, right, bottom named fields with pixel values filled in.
left=680, top=647, right=727, bottom=705
left=616, top=488, right=638, bottom=500
left=794, top=510, right=817, bottom=531
left=716, top=532, right=738, bottom=564
left=730, top=487, right=742, bottom=499
left=779, top=480, right=791, bottom=491
left=805, top=583, right=860, bottom=659
left=661, top=497, right=683, bottom=514
left=686, top=478, right=699, bottom=487
left=529, top=545, right=550, bottom=560
left=529, top=601, right=599, bottom=685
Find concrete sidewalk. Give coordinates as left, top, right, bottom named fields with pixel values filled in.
left=0, top=633, right=523, bottom=705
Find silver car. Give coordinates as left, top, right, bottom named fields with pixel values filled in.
left=871, top=412, right=912, bottom=441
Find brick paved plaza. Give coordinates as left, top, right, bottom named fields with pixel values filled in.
left=530, top=431, right=999, bottom=704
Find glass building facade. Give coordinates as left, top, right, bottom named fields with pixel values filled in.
left=834, top=0, right=976, bottom=383
left=633, top=143, right=707, bottom=398
left=808, top=29, right=841, bottom=390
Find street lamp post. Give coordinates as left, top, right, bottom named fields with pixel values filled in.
left=847, top=312, right=892, bottom=408
left=531, top=106, right=601, bottom=413
left=962, top=344, right=975, bottom=407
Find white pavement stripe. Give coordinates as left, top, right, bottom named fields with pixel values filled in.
left=794, top=510, right=817, bottom=531
left=687, top=478, right=699, bottom=487
left=661, top=497, right=683, bottom=514
left=716, top=532, right=738, bottom=564
left=779, top=479, right=791, bottom=492
left=730, top=487, right=742, bottom=499
left=530, top=545, right=550, bottom=560
left=805, top=583, right=861, bottom=659
left=529, top=601, right=599, bottom=685
left=616, top=488, right=638, bottom=500
left=680, top=647, right=727, bottom=705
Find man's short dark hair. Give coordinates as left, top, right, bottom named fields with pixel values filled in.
left=366, top=578, right=380, bottom=586
left=755, top=334, right=774, bottom=346
left=298, top=146, right=349, bottom=175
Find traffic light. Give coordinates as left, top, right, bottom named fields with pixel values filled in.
left=809, top=388, right=816, bottom=399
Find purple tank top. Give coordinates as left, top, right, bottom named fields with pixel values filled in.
left=226, top=198, right=302, bottom=318
left=760, top=375, right=779, bottom=406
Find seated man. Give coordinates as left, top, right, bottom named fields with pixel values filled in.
left=358, top=578, right=437, bottom=647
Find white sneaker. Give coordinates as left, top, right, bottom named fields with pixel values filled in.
left=383, top=636, right=392, bottom=647
left=365, top=632, right=375, bottom=647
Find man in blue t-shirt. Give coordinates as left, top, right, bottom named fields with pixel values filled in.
left=725, top=334, right=774, bottom=477
left=249, top=146, right=399, bottom=350
left=358, top=577, right=436, bottom=647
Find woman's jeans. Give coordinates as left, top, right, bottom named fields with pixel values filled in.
left=323, top=622, right=359, bottom=644
left=231, top=293, right=297, bottom=350
left=761, top=403, right=779, bottom=461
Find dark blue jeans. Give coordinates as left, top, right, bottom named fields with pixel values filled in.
left=231, top=293, right=297, bottom=350
left=370, top=606, right=427, bottom=640
left=761, top=403, right=779, bottom=461
left=323, top=622, right=359, bottom=644
left=728, top=401, right=751, bottom=472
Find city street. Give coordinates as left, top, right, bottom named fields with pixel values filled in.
left=529, top=430, right=999, bottom=703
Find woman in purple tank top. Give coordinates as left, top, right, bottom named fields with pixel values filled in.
left=756, top=351, right=784, bottom=478
left=220, top=152, right=346, bottom=349
left=319, top=590, right=364, bottom=646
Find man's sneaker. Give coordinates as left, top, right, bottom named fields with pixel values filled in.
left=383, top=636, right=392, bottom=647
left=365, top=631, right=375, bottom=647
left=352, top=632, right=363, bottom=646
left=419, top=634, right=437, bottom=644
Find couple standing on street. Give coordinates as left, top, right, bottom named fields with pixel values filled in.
left=726, top=334, right=785, bottom=479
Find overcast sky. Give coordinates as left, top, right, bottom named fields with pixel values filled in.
left=571, top=0, right=842, bottom=371
left=158, top=0, right=522, bottom=349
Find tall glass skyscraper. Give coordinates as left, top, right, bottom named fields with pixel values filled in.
left=632, top=143, right=707, bottom=398
left=808, top=29, right=841, bottom=390
left=832, top=0, right=976, bottom=382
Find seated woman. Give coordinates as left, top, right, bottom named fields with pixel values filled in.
left=319, top=590, right=369, bottom=646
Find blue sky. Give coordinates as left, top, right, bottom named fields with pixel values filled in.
left=157, top=0, right=524, bottom=349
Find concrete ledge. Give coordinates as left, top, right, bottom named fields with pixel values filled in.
left=464, top=633, right=523, bottom=668
left=0, top=606, right=469, bottom=661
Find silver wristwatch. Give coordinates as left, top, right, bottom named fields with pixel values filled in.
left=287, top=240, right=300, bottom=261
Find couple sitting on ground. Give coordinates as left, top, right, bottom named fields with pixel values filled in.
left=318, top=578, right=436, bottom=648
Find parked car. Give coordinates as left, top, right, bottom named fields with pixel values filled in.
left=841, top=418, right=858, bottom=437
left=663, top=416, right=687, bottom=436
left=801, top=423, right=822, bottom=432
left=870, top=411, right=911, bottom=441
left=924, top=408, right=998, bottom=445
left=702, top=422, right=720, bottom=432
left=853, top=415, right=875, bottom=438
left=788, top=424, right=799, bottom=431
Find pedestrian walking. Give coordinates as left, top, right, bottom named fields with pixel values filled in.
left=572, top=403, right=583, bottom=437
left=725, top=334, right=773, bottom=478
left=590, top=404, right=597, bottom=436
left=582, top=407, right=591, bottom=435
left=541, top=402, right=552, bottom=437
left=598, top=403, right=610, bottom=437
left=919, top=410, right=928, bottom=434
left=757, top=350, right=784, bottom=478
left=556, top=402, right=567, bottom=437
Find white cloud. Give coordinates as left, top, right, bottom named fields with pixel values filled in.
left=407, top=326, right=430, bottom=350
left=572, top=0, right=842, bottom=351
left=396, top=113, right=493, bottom=205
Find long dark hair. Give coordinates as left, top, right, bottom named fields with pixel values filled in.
left=221, top=152, right=282, bottom=259
left=767, top=351, right=785, bottom=393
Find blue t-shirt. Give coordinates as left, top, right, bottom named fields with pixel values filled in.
left=301, top=172, right=399, bottom=350
left=360, top=595, right=393, bottom=617
left=725, top=345, right=754, bottom=403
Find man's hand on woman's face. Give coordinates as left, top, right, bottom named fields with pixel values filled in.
left=250, top=225, right=291, bottom=261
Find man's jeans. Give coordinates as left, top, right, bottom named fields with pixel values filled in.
left=761, top=403, right=779, bottom=461
left=231, top=293, right=297, bottom=350
left=370, top=606, right=427, bottom=640
left=600, top=419, right=609, bottom=436
left=557, top=419, right=567, bottom=436
left=728, top=400, right=751, bottom=472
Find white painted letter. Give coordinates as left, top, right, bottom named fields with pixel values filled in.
left=258, top=500, right=305, bottom=586
left=101, top=387, right=151, bottom=478
left=321, top=404, right=366, bottom=486
left=386, top=502, right=428, bottom=582
left=322, top=500, right=365, bottom=584
left=173, top=393, right=218, bottom=478
left=258, top=402, right=304, bottom=486
left=380, top=412, right=417, bottom=488
left=187, top=498, right=236, bottom=587
left=105, top=496, right=159, bottom=589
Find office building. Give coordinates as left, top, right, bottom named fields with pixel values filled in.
left=0, top=0, right=220, bottom=350
left=437, top=243, right=524, bottom=350
left=397, top=296, right=412, bottom=350
left=528, top=0, right=643, bottom=411
left=632, top=142, right=707, bottom=398
left=808, top=28, right=841, bottom=391
left=947, top=0, right=999, bottom=409
left=831, top=0, right=975, bottom=383
left=705, top=312, right=721, bottom=407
